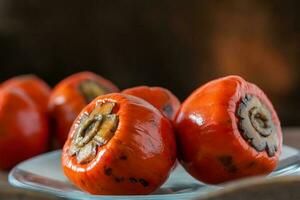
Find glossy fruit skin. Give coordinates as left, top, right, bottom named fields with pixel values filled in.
left=62, top=93, right=176, bottom=195
left=175, top=75, right=282, bottom=184
left=123, top=86, right=180, bottom=121
left=48, top=72, right=119, bottom=148
left=0, top=87, right=49, bottom=170
left=1, top=75, right=51, bottom=113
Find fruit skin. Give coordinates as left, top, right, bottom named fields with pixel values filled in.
left=0, top=87, right=49, bottom=170
left=62, top=93, right=176, bottom=195
left=48, top=71, right=119, bottom=148
left=123, top=86, right=180, bottom=121
left=1, top=75, right=51, bottom=113
left=174, top=75, right=282, bottom=184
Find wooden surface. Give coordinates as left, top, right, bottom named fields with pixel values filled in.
left=0, top=183, right=65, bottom=199
left=199, top=175, right=300, bottom=200
left=0, top=127, right=299, bottom=198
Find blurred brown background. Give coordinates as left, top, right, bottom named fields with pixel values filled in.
left=0, top=0, right=299, bottom=125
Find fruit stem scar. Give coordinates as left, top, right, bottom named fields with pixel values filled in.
left=68, top=102, right=119, bottom=164
left=78, top=80, right=107, bottom=103
left=237, top=95, right=278, bottom=157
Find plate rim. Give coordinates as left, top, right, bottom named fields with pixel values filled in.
left=8, top=145, right=300, bottom=199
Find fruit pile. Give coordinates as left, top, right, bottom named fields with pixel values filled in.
left=0, top=72, right=282, bottom=195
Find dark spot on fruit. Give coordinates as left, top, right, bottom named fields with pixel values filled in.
left=139, top=178, right=149, bottom=187
left=218, top=155, right=238, bottom=173
left=218, top=155, right=232, bottom=166
left=246, top=161, right=256, bottom=168
left=129, top=177, right=138, bottom=183
left=228, top=166, right=238, bottom=173
left=80, top=179, right=87, bottom=186
left=162, top=104, right=173, bottom=118
left=119, top=154, right=127, bottom=160
left=115, top=176, right=124, bottom=183
left=104, top=166, right=112, bottom=176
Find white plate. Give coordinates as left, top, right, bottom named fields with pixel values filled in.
left=9, top=145, right=300, bottom=200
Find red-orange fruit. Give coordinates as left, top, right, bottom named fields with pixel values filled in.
left=123, top=86, right=180, bottom=121
left=1, top=75, right=51, bottom=112
left=0, top=87, right=49, bottom=170
left=175, top=75, right=282, bottom=184
left=62, top=93, right=176, bottom=195
left=48, top=71, right=119, bottom=148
